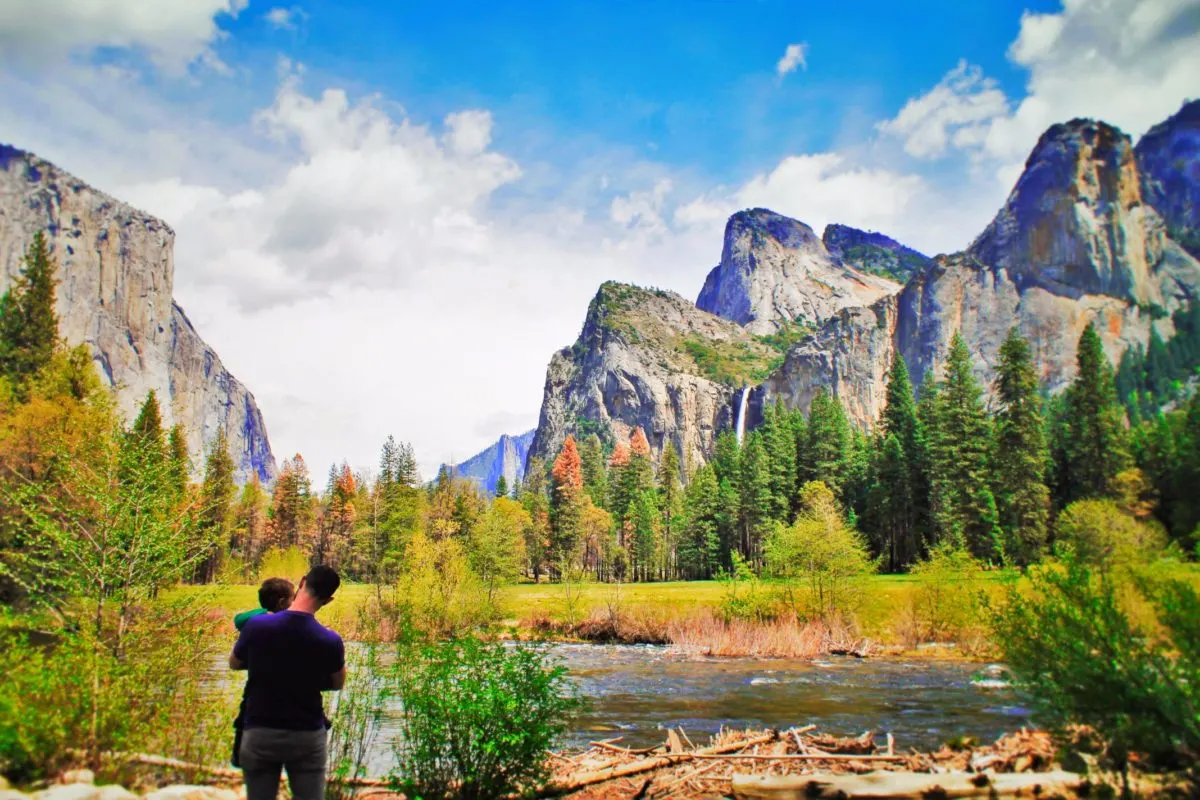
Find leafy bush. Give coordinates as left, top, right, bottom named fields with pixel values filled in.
left=903, top=543, right=986, bottom=645
left=764, top=482, right=876, bottom=620
left=324, top=619, right=390, bottom=800
left=0, top=597, right=233, bottom=784
left=255, top=546, right=312, bottom=584
left=389, top=637, right=580, bottom=800
left=989, top=553, right=1200, bottom=771
left=1055, top=499, right=1167, bottom=567
left=393, top=530, right=496, bottom=638
left=717, top=552, right=778, bottom=623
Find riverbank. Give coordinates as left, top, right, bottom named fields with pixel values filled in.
left=7, top=726, right=1183, bottom=799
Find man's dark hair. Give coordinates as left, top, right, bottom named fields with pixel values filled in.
left=258, top=577, right=294, bottom=612
left=304, top=565, right=340, bottom=601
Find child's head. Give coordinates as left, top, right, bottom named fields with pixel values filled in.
left=258, top=577, right=295, bottom=612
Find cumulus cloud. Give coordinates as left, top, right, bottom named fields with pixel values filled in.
left=880, top=0, right=1200, bottom=181
left=876, top=60, right=1008, bottom=159
left=776, top=43, right=808, bottom=77
left=0, top=0, right=244, bottom=71
left=265, top=7, right=301, bottom=29
left=610, top=179, right=673, bottom=236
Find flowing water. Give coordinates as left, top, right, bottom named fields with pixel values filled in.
left=735, top=386, right=750, bottom=445
left=352, top=644, right=1027, bottom=772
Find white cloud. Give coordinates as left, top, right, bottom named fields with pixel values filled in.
left=610, top=179, right=673, bottom=236
left=265, top=7, right=299, bottom=29
left=775, top=43, right=808, bottom=77
left=0, top=0, right=244, bottom=72
left=880, top=0, right=1200, bottom=184
left=876, top=60, right=1008, bottom=159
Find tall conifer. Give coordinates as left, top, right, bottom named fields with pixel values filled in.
left=1063, top=323, right=1130, bottom=502
left=0, top=232, right=59, bottom=394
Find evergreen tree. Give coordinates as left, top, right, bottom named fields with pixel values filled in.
left=631, top=490, right=659, bottom=582
left=394, top=440, right=420, bottom=487
left=0, top=232, right=59, bottom=395
left=711, top=430, right=740, bottom=487
left=549, top=436, right=585, bottom=569
left=579, top=434, right=609, bottom=509
left=867, top=434, right=911, bottom=570
left=518, top=456, right=551, bottom=581
left=1063, top=323, right=1130, bottom=503
left=495, top=475, right=508, bottom=499
left=232, top=474, right=269, bottom=565
left=1171, top=394, right=1200, bottom=543
left=877, top=353, right=929, bottom=568
left=267, top=454, right=314, bottom=550
left=760, top=399, right=797, bottom=524
left=607, top=442, right=631, bottom=520
left=130, top=390, right=166, bottom=458
left=800, top=388, right=850, bottom=498
left=166, top=424, right=191, bottom=503
left=657, top=441, right=684, bottom=579
left=195, top=428, right=236, bottom=582
left=992, top=328, right=1049, bottom=564
left=928, top=332, right=1001, bottom=559
left=379, top=434, right=400, bottom=484
left=737, top=431, right=772, bottom=563
left=680, top=465, right=721, bottom=578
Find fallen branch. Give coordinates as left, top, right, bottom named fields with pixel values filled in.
left=693, top=753, right=906, bottom=762
left=731, top=769, right=1086, bottom=799
left=544, top=731, right=778, bottom=794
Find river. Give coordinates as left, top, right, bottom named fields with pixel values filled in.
left=354, top=643, right=1028, bottom=771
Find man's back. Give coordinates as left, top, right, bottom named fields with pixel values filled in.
left=235, top=610, right=344, bottom=731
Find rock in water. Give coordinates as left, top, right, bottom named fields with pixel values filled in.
left=696, top=208, right=900, bottom=334
left=528, top=282, right=778, bottom=467
left=0, top=145, right=275, bottom=483
left=1136, top=98, right=1200, bottom=259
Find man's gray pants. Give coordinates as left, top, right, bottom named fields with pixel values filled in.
left=240, top=727, right=327, bottom=800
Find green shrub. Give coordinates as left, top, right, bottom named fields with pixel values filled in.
left=0, top=597, right=233, bottom=784
left=717, top=552, right=778, bottom=623
left=989, top=553, right=1200, bottom=772
left=324, top=623, right=390, bottom=800
left=1055, top=499, right=1168, bottom=568
left=389, top=636, right=580, bottom=800
left=905, top=543, right=985, bottom=644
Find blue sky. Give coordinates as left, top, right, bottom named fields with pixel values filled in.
left=1, top=0, right=1198, bottom=479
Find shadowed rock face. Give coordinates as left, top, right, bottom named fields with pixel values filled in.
left=822, top=224, right=932, bottom=285
left=696, top=208, right=900, bottom=335
left=446, top=430, right=534, bottom=495
left=1137, top=99, right=1200, bottom=259
left=0, top=144, right=276, bottom=483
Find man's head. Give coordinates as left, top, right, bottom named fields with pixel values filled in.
left=258, top=577, right=294, bottom=612
left=299, top=565, right=340, bottom=607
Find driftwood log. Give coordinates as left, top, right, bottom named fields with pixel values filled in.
left=731, top=769, right=1088, bottom=799
left=544, top=731, right=778, bottom=793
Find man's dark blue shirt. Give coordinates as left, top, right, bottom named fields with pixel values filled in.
left=233, top=610, right=345, bottom=731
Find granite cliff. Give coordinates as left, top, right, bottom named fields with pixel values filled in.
left=696, top=209, right=899, bottom=335
left=447, top=430, right=535, bottom=495
left=532, top=107, right=1200, bottom=465
left=1136, top=99, right=1200, bottom=259
left=0, top=145, right=276, bottom=483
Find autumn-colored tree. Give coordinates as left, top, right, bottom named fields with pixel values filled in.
left=232, top=474, right=269, bottom=566
left=267, top=455, right=315, bottom=552
left=316, top=463, right=358, bottom=568
left=550, top=436, right=586, bottom=570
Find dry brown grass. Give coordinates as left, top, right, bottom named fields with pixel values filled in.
left=666, top=610, right=865, bottom=659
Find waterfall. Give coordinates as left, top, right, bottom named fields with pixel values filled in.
left=735, top=385, right=750, bottom=445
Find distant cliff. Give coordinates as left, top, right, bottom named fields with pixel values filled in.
left=0, top=145, right=276, bottom=483
left=448, top=430, right=535, bottom=494
left=533, top=106, right=1200, bottom=464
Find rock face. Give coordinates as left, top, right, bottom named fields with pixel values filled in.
left=769, top=116, right=1200, bottom=426
left=1137, top=99, right=1200, bottom=259
left=529, top=282, right=779, bottom=467
left=696, top=208, right=900, bottom=334
left=0, top=145, right=276, bottom=483
left=533, top=108, right=1200, bottom=465
left=822, top=224, right=932, bottom=285
left=448, top=429, right=534, bottom=495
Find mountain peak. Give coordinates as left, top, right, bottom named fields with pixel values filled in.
left=967, top=115, right=1172, bottom=304
left=1136, top=99, right=1200, bottom=258
left=822, top=224, right=932, bottom=285
left=697, top=208, right=899, bottom=335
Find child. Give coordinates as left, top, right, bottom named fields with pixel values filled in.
left=231, top=577, right=295, bottom=767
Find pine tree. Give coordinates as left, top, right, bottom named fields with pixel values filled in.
left=879, top=353, right=929, bottom=567
left=738, top=431, right=772, bottom=564
left=868, top=434, right=910, bottom=570
left=579, top=434, right=609, bottom=509
left=166, top=424, right=191, bottom=503
left=233, top=474, right=269, bottom=565
left=267, top=454, right=314, bottom=550
left=519, top=456, right=552, bottom=581
left=680, top=465, right=722, bottom=579
left=195, top=428, right=236, bottom=582
left=760, top=399, right=797, bottom=524
left=800, top=388, right=850, bottom=498
left=394, top=441, right=420, bottom=487
left=928, top=333, right=1001, bottom=559
left=1063, top=323, right=1130, bottom=502
left=495, top=475, right=508, bottom=499
left=130, top=390, right=166, bottom=457
left=992, top=328, right=1049, bottom=564
left=550, top=436, right=585, bottom=569
left=631, top=490, right=659, bottom=582
left=379, top=434, right=400, bottom=484
left=0, top=232, right=59, bottom=395
left=657, top=441, right=684, bottom=579
left=1171, top=394, right=1200, bottom=542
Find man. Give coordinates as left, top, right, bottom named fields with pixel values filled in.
left=231, top=577, right=295, bottom=768
left=231, top=565, right=346, bottom=800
